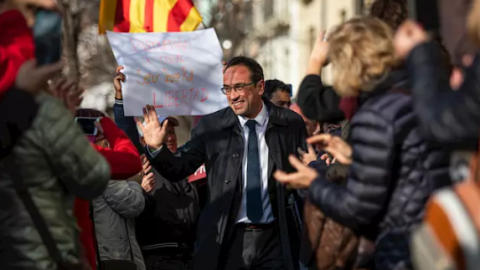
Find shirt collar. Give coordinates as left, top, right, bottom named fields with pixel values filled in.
left=238, top=102, right=268, bottom=128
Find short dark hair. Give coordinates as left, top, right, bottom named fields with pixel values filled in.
left=263, top=79, right=291, bottom=100
left=224, top=56, right=264, bottom=83
left=370, top=0, right=407, bottom=30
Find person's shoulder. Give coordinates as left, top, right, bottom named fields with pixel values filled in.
left=33, top=93, right=76, bottom=133
left=271, top=105, right=305, bottom=126
left=34, top=93, right=69, bottom=121
left=201, top=106, right=231, bottom=122
left=195, top=106, right=232, bottom=129
left=356, top=89, right=413, bottom=123
left=190, top=106, right=233, bottom=138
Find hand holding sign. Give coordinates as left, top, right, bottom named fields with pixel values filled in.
left=106, top=29, right=227, bottom=116
left=136, top=104, right=169, bottom=150
left=114, top=66, right=126, bottom=99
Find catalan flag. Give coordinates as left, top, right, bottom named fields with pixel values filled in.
left=98, top=0, right=203, bottom=34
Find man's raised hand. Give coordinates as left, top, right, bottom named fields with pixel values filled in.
left=135, top=105, right=169, bottom=150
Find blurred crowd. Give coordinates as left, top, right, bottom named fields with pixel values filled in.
left=2, top=0, right=480, bottom=270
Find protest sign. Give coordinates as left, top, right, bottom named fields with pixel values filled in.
left=107, top=29, right=228, bottom=116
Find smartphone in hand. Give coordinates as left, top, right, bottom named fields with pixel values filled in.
left=33, top=10, right=63, bottom=66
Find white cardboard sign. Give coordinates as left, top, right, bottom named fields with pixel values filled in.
left=107, top=29, right=227, bottom=116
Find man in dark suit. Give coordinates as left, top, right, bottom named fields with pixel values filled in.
left=137, top=57, right=307, bottom=270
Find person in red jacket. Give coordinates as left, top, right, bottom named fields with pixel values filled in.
left=0, top=0, right=57, bottom=95
left=75, top=108, right=142, bottom=270
left=0, top=0, right=62, bottom=160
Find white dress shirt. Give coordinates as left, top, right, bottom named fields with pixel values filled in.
left=147, top=103, right=274, bottom=224
left=236, top=102, right=274, bottom=224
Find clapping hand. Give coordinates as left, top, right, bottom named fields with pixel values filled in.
left=50, top=79, right=84, bottom=114
left=15, top=59, right=64, bottom=94
left=140, top=154, right=155, bottom=192
left=135, top=105, right=169, bottom=150
left=274, top=155, right=318, bottom=189
left=298, top=145, right=317, bottom=166
left=320, top=153, right=336, bottom=166
left=307, top=134, right=352, bottom=165
left=141, top=172, right=156, bottom=193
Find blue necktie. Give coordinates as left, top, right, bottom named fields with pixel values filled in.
left=245, top=120, right=263, bottom=223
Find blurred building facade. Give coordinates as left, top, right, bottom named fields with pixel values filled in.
left=225, top=0, right=376, bottom=98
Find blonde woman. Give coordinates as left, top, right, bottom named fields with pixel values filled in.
left=275, top=17, right=452, bottom=270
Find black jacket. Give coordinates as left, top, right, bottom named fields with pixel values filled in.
left=112, top=102, right=202, bottom=253
left=407, top=42, right=480, bottom=150
left=148, top=99, right=307, bottom=270
left=297, top=74, right=345, bottom=123
left=308, top=70, right=452, bottom=270
left=135, top=176, right=201, bottom=253
left=0, top=88, right=38, bottom=159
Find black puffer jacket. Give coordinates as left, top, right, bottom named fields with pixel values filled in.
left=407, top=41, right=480, bottom=151
left=308, top=70, right=452, bottom=270
left=297, top=74, right=345, bottom=123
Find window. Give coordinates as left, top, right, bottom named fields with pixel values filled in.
left=264, top=0, right=274, bottom=19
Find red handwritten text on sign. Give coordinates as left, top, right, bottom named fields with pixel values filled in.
left=136, top=68, right=194, bottom=85
left=188, top=164, right=206, bottom=182
left=129, top=38, right=191, bottom=53
left=153, top=88, right=208, bottom=108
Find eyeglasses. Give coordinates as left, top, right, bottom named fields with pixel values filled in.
left=221, top=82, right=255, bottom=95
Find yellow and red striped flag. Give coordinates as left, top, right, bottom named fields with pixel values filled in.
left=99, top=0, right=203, bottom=34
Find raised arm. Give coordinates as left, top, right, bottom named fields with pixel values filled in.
left=112, top=66, right=144, bottom=154
left=147, top=120, right=206, bottom=182
left=297, top=75, right=344, bottom=123
left=94, top=117, right=142, bottom=180
left=298, top=30, right=345, bottom=123
left=139, top=105, right=205, bottom=181
left=407, top=42, right=480, bottom=150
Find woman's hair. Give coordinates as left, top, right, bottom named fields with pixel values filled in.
left=328, top=17, right=398, bottom=97
left=468, top=0, right=480, bottom=47
left=370, top=0, right=408, bottom=30
left=75, top=108, right=107, bottom=118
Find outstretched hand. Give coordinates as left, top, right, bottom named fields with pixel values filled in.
left=274, top=155, right=318, bottom=189
left=50, top=79, right=84, bottom=114
left=135, top=105, right=168, bottom=150
left=16, top=59, right=64, bottom=94
left=298, top=145, right=317, bottom=166
left=307, top=134, right=352, bottom=165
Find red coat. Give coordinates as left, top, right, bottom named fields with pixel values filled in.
left=0, top=10, right=34, bottom=96
left=75, top=117, right=142, bottom=269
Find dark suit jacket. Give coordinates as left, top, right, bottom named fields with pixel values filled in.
left=148, top=99, right=308, bottom=270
